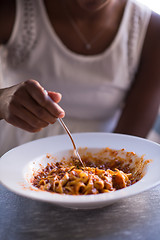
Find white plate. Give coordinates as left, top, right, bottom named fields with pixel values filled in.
left=0, top=132, right=160, bottom=209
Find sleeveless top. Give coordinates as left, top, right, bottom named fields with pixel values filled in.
left=0, top=0, right=152, bottom=156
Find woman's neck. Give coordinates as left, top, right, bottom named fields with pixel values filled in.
left=44, top=0, right=127, bottom=55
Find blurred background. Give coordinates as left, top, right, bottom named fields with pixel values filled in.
left=137, top=0, right=160, bottom=14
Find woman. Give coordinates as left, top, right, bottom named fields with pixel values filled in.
left=0, top=0, right=160, bottom=156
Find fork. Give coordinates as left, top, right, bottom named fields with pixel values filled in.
left=58, top=118, right=84, bottom=167
left=44, top=90, right=84, bottom=167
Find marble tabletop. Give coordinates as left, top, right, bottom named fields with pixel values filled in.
left=0, top=183, right=160, bottom=240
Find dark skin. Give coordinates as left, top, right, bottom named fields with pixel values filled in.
left=0, top=0, right=160, bottom=137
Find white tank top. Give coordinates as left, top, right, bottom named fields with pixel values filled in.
left=0, top=0, right=151, bottom=156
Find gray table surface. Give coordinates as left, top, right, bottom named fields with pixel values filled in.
left=0, top=183, right=160, bottom=240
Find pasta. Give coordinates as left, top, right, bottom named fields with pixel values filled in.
left=32, top=162, right=131, bottom=195
left=32, top=147, right=149, bottom=195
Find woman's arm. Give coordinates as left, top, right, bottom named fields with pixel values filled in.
left=114, top=12, right=160, bottom=138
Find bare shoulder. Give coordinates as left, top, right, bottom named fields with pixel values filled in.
left=142, top=11, right=160, bottom=63
left=149, top=11, right=160, bottom=35
left=0, top=0, right=16, bottom=44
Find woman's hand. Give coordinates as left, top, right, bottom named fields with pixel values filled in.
left=0, top=79, right=65, bottom=132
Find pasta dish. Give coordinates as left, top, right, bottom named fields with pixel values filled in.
left=32, top=147, right=150, bottom=195
left=32, top=163, right=131, bottom=195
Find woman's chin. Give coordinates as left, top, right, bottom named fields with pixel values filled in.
left=76, top=0, right=109, bottom=12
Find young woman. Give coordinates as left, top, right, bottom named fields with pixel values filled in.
left=0, top=0, right=160, bottom=156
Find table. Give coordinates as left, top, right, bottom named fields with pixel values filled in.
left=0, top=183, right=160, bottom=240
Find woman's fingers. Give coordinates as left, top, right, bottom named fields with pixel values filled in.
left=9, top=102, right=49, bottom=129
left=47, top=91, right=62, bottom=103
left=24, top=80, right=65, bottom=118
left=9, top=114, right=43, bottom=132
left=13, top=88, right=59, bottom=124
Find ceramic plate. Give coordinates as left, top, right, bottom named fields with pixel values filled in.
left=0, top=132, right=160, bottom=209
